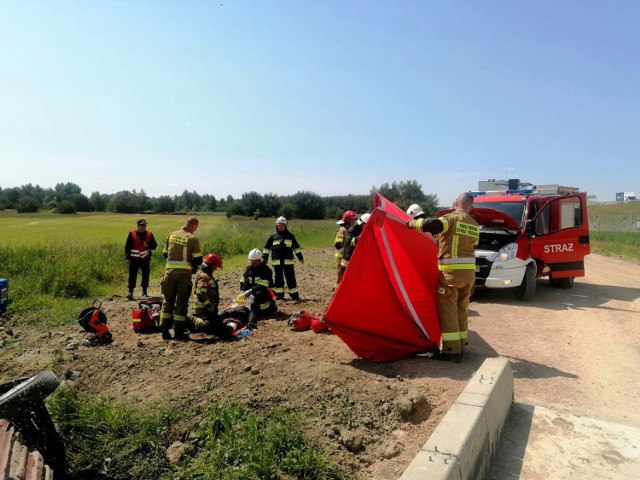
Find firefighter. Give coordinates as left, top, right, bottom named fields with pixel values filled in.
left=341, top=213, right=370, bottom=269
left=240, top=248, right=277, bottom=318
left=408, top=192, right=479, bottom=362
left=334, top=210, right=356, bottom=288
left=160, top=216, right=203, bottom=340
left=190, top=253, right=223, bottom=334
left=124, top=219, right=157, bottom=300
left=406, top=204, right=427, bottom=220
left=262, top=217, right=304, bottom=300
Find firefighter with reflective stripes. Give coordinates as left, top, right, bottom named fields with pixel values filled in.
left=125, top=218, right=157, bottom=300
left=190, top=253, right=223, bottom=335
left=240, top=248, right=278, bottom=317
left=160, top=216, right=203, bottom=340
left=262, top=217, right=303, bottom=300
left=408, top=192, right=479, bottom=362
left=334, top=210, right=356, bottom=289
left=341, top=213, right=371, bottom=269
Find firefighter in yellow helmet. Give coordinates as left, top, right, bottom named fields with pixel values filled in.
left=334, top=210, right=357, bottom=289
left=160, top=216, right=203, bottom=340
left=408, top=192, right=479, bottom=362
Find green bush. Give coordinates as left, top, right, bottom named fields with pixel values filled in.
left=56, top=200, right=77, bottom=214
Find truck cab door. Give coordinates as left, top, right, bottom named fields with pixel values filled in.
left=527, top=195, right=590, bottom=279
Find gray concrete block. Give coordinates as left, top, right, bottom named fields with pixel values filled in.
left=400, top=449, right=462, bottom=480
left=399, top=357, right=514, bottom=480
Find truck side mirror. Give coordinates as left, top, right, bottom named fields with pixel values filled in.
left=524, top=219, right=535, bottom=236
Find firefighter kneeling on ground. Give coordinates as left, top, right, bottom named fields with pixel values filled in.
left=190, top=253, right=224, bottom=335
left=334, top=210, right=356, bottom=289
left=239, top=248, right=278, bottom=318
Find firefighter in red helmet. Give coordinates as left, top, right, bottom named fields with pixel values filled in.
left=190, top=253, right=223, bottom=335
left=334, top=210, right=356, bottom=289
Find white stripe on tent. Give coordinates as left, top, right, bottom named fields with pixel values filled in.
left=378, top=219, right=432, bottom=341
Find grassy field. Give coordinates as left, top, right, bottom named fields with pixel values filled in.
left=0, top=211, right=338, bottom=327
left=1, top=207, right=639, bottom=326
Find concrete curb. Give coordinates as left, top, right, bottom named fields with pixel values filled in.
left=400, top=357, right=513, bottom=480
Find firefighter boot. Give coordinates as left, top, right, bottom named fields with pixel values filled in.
left=126, top=290, right=134, bottom=301
left=161, top=318, right=172, bottom=340
left=173, top=322, right=190, bottom=341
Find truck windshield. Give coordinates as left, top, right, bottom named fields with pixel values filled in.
left=475, top=202, right=525, bottom=226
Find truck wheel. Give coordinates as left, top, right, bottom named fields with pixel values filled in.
left=0, top=371, right=60, bottom=419
left=556, top=277, right=574, bottom=289
left=513, top=265, right=536, bottom=301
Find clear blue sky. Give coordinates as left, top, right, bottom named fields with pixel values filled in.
left=2, top=1, right=638, bottom=205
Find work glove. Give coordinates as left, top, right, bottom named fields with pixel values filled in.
left=236, top=290, right=254, bottom=302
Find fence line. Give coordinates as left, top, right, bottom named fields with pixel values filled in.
left=588, top=214, right=640, bottom=232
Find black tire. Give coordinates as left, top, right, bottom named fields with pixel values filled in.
left=513, top=265, right=536, bottom=301
left=556, top=277, right=574, bottom=289
left=0, top=371, right=59, bottom=419
left=548, top=277, right=559, bottom=288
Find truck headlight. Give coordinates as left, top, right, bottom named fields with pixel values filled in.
left=496, top=243, right=518, bottom=262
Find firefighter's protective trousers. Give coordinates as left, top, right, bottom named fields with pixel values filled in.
left=160, top=272, right=192, bottom=328
left=437, top=269, right=474, bottom=354
left=273, top=265, right=298, bottom=299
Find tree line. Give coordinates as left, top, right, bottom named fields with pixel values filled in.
left=0, top=180, right=440, bottom=220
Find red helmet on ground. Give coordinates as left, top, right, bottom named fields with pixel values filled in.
left=203, top=253, right=223, bottom=269
left=311, top=317, right=329, bottom=334
left=288, top=311, right=312, bottom=331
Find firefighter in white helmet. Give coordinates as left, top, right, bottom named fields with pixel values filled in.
left=240, top=248, right=278, bottom=317
left=406, top=204, right=427, bottom=220
left=408, top=192, right=479, bottom=363
left=262, top=217, right=304, bottom=300
left=341, top=213, right=370, bottom=269
left=334, top=210, right=357, bottom=288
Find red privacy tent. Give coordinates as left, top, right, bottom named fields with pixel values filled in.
left=323, top=193, right=441, bottom=361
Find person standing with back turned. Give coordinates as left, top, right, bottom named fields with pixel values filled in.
left=408, top=192, right=479, bottom=362
left=125, top=218, right=157, bottom=300
left=160, top=216, right=203, bottom=340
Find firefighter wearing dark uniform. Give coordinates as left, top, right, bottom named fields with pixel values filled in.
left=241, top=248, right=277, bottom=317
left=334, top=210, right=356, bottom=288
left=341, top=213, right=370, bottom=269
left=191, top=253, right=223, bottom=334
left=262, top=217, right=303, bottom=300
left=409, top=192, right=479, bottom=362
left=160, top=216, right=203, bottom=340
left=125, top=219, right=157, bottom=300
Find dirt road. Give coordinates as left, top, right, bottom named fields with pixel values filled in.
left=472, top=254, right=640, bottom=479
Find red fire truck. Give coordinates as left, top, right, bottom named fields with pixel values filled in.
left=461, top=183, right=591, bottom=300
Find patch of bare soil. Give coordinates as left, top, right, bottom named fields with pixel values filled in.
left=0, top=248, right=470, bottom=479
